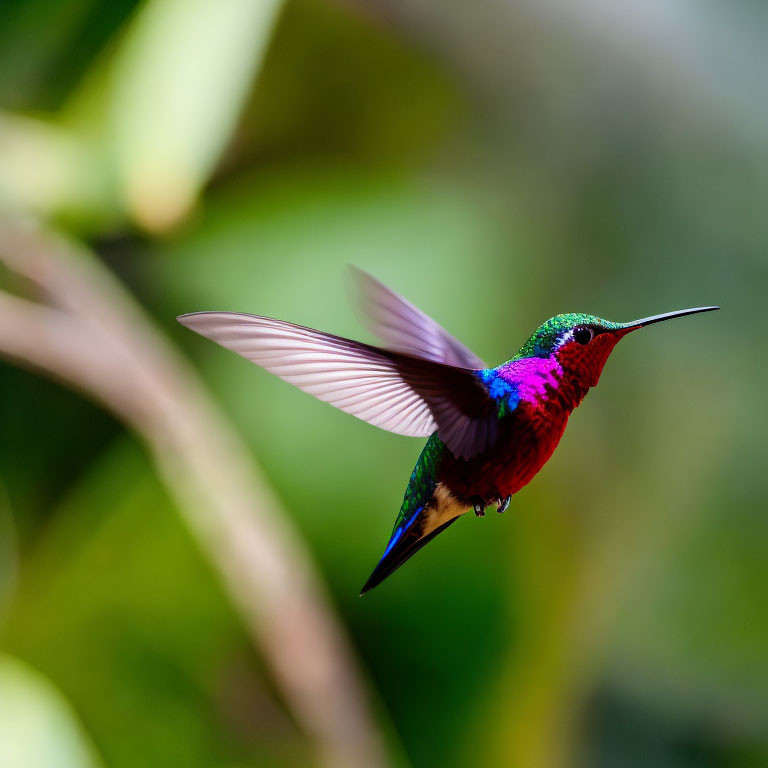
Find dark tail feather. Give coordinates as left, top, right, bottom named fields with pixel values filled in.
left=360, top=517, right=459, bottom=595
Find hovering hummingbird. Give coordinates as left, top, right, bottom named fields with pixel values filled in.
left=178, top=270, right=718, bottom=594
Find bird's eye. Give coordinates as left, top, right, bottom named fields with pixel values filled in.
left=573, top=327, right=594, bottom=345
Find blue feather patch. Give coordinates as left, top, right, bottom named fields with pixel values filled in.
left=478, top=369, right=520, bottom=416
left=382, top=505, right=424, bottom=559
left=382, top=527, right=403, bottom=558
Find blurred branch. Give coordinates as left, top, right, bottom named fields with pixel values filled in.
left=0, top=217, right=389, bottom=768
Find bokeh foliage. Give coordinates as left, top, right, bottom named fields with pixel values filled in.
left=1, top=0, right=767, bottom=767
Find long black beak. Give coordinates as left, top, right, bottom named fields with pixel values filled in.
left=621, top=306, right=719, bottom=331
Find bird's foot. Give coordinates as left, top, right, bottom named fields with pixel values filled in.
left=496, top=495, right=511, bottom=514
left=470, top=497, right=486, bottom=517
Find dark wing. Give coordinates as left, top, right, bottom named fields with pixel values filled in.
left=178, top=312, right=497, bottom=459
left=351, top=267, right=488, bottom=369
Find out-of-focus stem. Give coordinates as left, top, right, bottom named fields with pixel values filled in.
left=0, top=217, right=389, bottom=768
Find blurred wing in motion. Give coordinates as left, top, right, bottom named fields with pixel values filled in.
left=351, top=267, right=487, bottom=369
left=178, top=312, right=497, bottom=459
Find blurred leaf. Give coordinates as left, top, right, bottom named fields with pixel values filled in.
left=110, top=0, right=284, bottom=232
left=0, top=113, right=112, bottom=225
left=0, top=0, right=137, bottom=111
left=0, top=654, right=103, bottom=768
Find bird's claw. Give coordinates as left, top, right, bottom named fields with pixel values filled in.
left=470, top=497, right=485, bottom=517
left=496, top=496, right=511, bottom=514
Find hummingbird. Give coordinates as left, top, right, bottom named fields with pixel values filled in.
left=177, top=269, right=718, bottom=594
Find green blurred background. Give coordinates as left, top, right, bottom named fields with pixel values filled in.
left=0, top=1, right=766, bottom=766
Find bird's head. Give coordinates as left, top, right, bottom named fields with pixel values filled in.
left=516, top=307, right=719, bottom=388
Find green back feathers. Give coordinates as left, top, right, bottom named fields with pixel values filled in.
left=391, top=434, right=444, bottom=535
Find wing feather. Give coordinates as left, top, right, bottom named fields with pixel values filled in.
left=178, top=311, right=496, bottom=458
left=351, top=267, right=487, bottom=368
